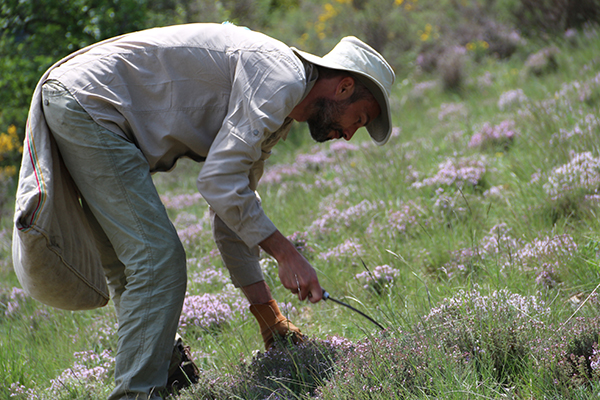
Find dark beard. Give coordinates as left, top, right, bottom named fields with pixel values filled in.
left=306, top=97, right=348, bottom=143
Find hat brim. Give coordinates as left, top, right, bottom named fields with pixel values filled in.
left=292, top=48, right=392, bottom=146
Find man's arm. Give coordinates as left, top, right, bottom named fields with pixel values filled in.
left=259, top=230, right=323, bottom=303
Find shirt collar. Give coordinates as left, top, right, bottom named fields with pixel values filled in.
left=297, top=58, right=318, bottom=103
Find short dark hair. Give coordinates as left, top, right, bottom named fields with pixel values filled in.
left=315, top=65, right=375, bottom=103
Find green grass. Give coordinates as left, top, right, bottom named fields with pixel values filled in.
left=2, top=21, right=600, bottom=400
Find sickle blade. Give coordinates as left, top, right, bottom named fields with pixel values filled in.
left=323, top=290, right=386, bottom=331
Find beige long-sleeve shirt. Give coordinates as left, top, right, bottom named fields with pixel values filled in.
left=48, top=23, right=316, bottom=249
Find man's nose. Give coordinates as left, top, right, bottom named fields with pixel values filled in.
left=343, top=127, right=358, bottom=141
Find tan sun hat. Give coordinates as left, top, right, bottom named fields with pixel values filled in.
left=292, top=37, right=395, bottom=146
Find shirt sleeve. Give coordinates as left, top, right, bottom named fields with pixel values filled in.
left=197, top=49, right=306, bottom=248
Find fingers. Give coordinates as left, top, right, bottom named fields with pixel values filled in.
left=297, top=276, right=323, bottom=303
left=275, top=245, right=323, bottom=303
left=281, top=270, right=323, bottom=302
left=306, top=283, right=323, bottom=303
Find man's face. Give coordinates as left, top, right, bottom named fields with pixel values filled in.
left=306, top=97, right=381, bottom=143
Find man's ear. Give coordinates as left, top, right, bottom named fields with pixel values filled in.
left=334, top=76, right=355, bottom=100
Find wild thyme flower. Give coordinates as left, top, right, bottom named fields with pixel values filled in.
left=441, top=223, right=521, bottom=278
left=262, top=147, right=336, bottom=185
left=412, top=156, right=487, bottom=188
left=316, top=332, right=431, bottom=398
left=422, top=288, right=550, bottom=385
left=309, top=199, right=383, bottom=234
left=554, top=73, right=600, bottom=103
left=544, top=152, right=600, bottom=198
left=535, top=264, right=559, bottom=289
left=46, top=350, right=115, bottom=395
left=553, top=114, right=599, bottom=142
left=179, top=293, right=234, bottom=331
left=4, top=287, right=28, bottom=317
left=479, top=223, right=522, bottom=256
left=9, top=382, right=38, bottom=399
left=468, top=120, right=518, bottom=150
left=329, top=141, right=359, bottom=153
left=513, top=233, right=577, bottom=272
left=404, top=165, right=421, bottom=184
left=498, top=89, right=528, bottom=110
left=319, top=238, right=364, bottom=261
left=410, top=80, right=438, bottom=98
left=191, top=267, right=230, bottom=286
left=177, top=223, right=209, bottom=246
left=535, top=316, right=600, bottom=386
left=387, top=201, right=421, bottom=233
left=220, top=284, right=251, bottom=318
left=355, top=264, right=400, bottom=293
left=160, top=192, right=203, bottom=210
left=295, top=150, right=334, bottom=168
left=287, top=231, right=315, bottom=257
left=431, top=187, right=467, bottom=216
left=438, top=102, right=468, bottom=121
left=279, top=302, right=298, bottom=316
left=441, top=247, right=477, bottom=278
left=261, top=164, right=303, bottom=184
left=483, top=185, right=507, bottom=198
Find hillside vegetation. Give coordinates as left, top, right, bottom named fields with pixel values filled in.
left=2, top=1, right=600, bottom=399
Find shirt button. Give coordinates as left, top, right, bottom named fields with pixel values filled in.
left=252, top=129, right=259, bottom=136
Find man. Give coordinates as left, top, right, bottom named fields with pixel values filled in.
left=13, top=22, right=394, bottom=399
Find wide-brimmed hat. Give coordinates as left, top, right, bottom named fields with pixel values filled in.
left=292, top=37, right=395, bottom=146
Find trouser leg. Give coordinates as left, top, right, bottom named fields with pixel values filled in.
left=81, top=198, right=127, bottom=311
left=42, top=81, right=187, bottom=400
left=210, top=208, right=263, bottom=287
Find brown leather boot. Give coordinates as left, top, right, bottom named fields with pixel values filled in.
left=166, top=334, right=200, bottom=393
left=249, top=299, right=304, bottom=350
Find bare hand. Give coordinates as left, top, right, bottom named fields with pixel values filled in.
left=259, top=230, right=323, bottom=303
